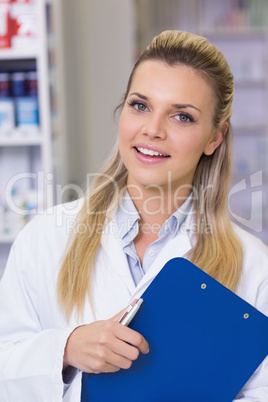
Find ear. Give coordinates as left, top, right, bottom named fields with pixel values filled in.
left=204, top=122, right=228, bottom=156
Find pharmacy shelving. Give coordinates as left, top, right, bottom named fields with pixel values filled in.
left=0, top=133, right=43, bottom=146
left=0, top=49, right=38, bottom=60
left=135, top=0, right=268, bottom=244
left=45, top=0, right=69, bottom=191
left=0, top=0, right=53, bottom=276
left=198, top=2, right=268, bottom=244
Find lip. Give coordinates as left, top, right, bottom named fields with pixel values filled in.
left=134, top=143, right=170, bottom=157
left=133, top=143, right=170, bottom=165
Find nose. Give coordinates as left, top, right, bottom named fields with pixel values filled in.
left=142, top=113, right=167, bottom=140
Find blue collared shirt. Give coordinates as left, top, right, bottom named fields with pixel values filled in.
left=116, top=192, right=192, bottom=286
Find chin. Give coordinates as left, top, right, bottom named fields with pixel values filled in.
left=129, top=175, right=172, bottom=189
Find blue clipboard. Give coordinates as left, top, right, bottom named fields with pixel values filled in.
left=81, top=257, right=268, bottom=402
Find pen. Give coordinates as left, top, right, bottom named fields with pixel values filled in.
left=118, top=298, right=143, bottom=326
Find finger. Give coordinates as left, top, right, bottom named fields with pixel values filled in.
left=110, top=335, right=141, bottom=362
left=96, top=363, right=120, bottom=374
left=110, top=299, right=138, bottom=323
left=102, top=348, right=134, bottom=371
left=111, top=307, right=129, bottom=323
left=93, top=321, right=141, bottom=362
left=89, top=343, right=134, bottom=373
left=88, top=360, right=120, bottom=374
left=114, top=324, right=149, bottom=355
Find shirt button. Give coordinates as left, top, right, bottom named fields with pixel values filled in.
left=164, top=224, right=169, bottom=232
left=149, top=250, right=155, bottom=257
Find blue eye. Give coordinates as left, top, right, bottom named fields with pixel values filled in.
left=136, top=103, right=147, bottom=111
left=174, top=113, right=194, bottom=123
left=127, top=100, right=148, bottom=112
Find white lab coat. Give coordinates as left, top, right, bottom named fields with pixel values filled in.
left=0, top=200, right=268, bottom=402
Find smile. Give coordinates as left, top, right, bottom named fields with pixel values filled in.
left=135, top=147, right=170, bottom=157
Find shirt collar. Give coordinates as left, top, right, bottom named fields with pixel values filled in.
left=116, top=191, right=192, bottom=241
left=116, top=192, right=140, bottom=241
left=158, top=193, right=192, bottom=238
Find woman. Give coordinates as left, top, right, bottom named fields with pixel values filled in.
left=0, top=30, right=267, bottom=401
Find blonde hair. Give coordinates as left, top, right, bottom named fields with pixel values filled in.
left=57, top=30, right=243, bottom=321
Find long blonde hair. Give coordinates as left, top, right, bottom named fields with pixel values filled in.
left=57, top=30, right=243, bottom=321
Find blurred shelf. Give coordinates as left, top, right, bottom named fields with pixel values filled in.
left=232, top=125, right=267, bottom=133
left=200, top=28, right=267, bottom=39
left=0, top=0, right=54, bottom=269
left=234, top=79, right=268, bottom=88
left=0, top=133, right=43, bottom=147
left=0, top=47, right=40, bottom=60
left=0, top=233, right=16, bottom=243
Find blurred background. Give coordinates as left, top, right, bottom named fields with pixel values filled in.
left=0, top=0, right=267, bottom=275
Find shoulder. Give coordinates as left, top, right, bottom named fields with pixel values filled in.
left=233, top=223, right=268, bottom=313
left=22, top=198, right=83, bottom=231
left=233, top=223, right=268, bottom=265
left=3, top=199, right=84, bottom=287
left=13, top=198, right=84, bottom=255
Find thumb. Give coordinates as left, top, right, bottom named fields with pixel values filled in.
left=110, top=299, right=138, bottom=323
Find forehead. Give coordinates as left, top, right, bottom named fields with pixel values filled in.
left=128, top=60, right=215, bottom=106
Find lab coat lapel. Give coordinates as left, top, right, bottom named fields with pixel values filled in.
left=101, top=217, right=136, bottom=294
left=100, top=212, right=194, bottom=299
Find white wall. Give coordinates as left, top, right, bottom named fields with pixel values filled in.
left=60, top=0, right=135, bottom=191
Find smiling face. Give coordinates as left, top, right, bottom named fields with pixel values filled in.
left=118, top=60, right=224, bottom=196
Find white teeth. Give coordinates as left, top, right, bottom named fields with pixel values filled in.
left=137, top=147, right=166, bottom=157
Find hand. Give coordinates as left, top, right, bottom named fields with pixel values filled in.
left=63, top=308, right=149, bottom=374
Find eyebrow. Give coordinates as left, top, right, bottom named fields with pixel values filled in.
left=129, top=92, right=201, bottom=113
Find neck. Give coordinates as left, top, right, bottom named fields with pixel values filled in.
left=127, top=182, right=191, bottom=227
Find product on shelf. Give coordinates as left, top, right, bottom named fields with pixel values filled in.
left=10, top=69, right=38, bottom=97
left=10, top=1, right=38, bottom=48
left=0, top=72, right=10, bottom=97
left=0, top=188, right=38, bottom=239
left=11, top=71, right=26, bottom=96
left=11, top=1, right=35, bottom=4
left=0, top=99, right=15, bottom=132
left=0, top=71, right=14, bottom=133
left=0, top=68, right=39, bottom=134
left=0, top=2, right=11, bottom=49
left=15, top=96, right=39, bottom=128
left=26, top=70, right=37, bottom=96
left=200, top=0, right=268, bottom=32
left=0, top=0, right=37, bottom=50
